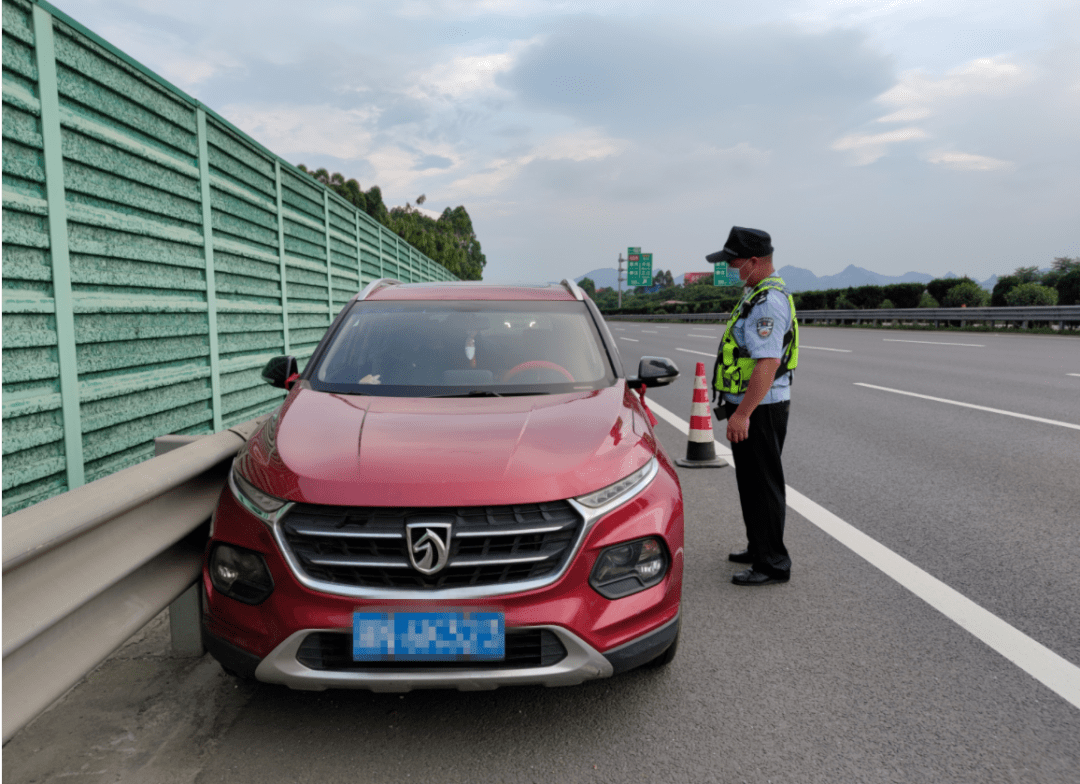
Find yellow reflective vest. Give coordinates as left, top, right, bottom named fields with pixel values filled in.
left=714, top=276, right=800, bottom=396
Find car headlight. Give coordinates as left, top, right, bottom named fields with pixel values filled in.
left=229, top=465, right=288, bottom=523
left=590, top=537, right=669, bottom=599
left=574, top=459, right=656, bottom=509
left=209, top=543, right=274, bottom=604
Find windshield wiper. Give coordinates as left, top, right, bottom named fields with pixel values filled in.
left=428, top=390, right=549, bottom=398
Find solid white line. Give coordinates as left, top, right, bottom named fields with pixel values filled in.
left=883, top=338, right=984, bottom=347
left=801, top=345, right=853, bottom=353
left=620, top=337, right=639, bottom=342
left=855, top=383, right=1080, bottom=431
left=676, top=348, right=715, bottom=358
left=645, top=397, right=1080, bottom=710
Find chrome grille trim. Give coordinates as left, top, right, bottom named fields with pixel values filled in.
left=292, top=528, right=403, bottom=539
left=270, top=458, right=659, bottom=600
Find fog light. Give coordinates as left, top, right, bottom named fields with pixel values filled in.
left=590, top=537, right=668, bottom=599
left=209, top=543, right=274, bottom=605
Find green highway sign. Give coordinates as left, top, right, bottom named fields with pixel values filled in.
left=713, top=262, right=741, bottom=287
left=627, top=249, right=653, bottom=287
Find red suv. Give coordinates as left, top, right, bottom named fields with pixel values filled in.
left=202, top=278, right=683, bottom=691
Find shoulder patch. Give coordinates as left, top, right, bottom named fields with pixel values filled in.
left=756, top=317, right=774, bottom=338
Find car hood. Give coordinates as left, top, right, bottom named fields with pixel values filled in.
left=236, top=384, right=656, bottom=507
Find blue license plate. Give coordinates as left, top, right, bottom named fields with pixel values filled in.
left=352, top=611, right=505, bottom=661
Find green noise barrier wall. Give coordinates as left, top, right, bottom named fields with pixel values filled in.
left=1, top=0, right=457, bottom=514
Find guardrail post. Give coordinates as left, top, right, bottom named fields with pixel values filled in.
left=155, top=434, right=207, bottom=656
left=169, top=585, right=204, bottom=656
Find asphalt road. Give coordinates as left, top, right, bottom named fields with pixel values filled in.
left=5, top=325, right=1079, bottom=784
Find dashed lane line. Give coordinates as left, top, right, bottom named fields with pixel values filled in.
left=855, top=383, right=1080, bottom=431
left=642, top=330, right=658, bottom=333
left=676, top=348, right=715, bottom=358
left=1068, top=373, right=1080, bottom=377
left=620, top=337, right=640, bottom=343
left=645, top=397, right=1080, bottom=711
left=883, top=338, right=984, bottom=347
left=801, top=345, right=853, bottom=352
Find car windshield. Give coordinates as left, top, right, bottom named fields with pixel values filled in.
left=308, top=300, right=617, bottom=396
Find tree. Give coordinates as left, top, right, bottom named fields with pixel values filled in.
left=942, top=279, right=990, bottom=307
left=1012, top=265, right=1042, bottom=283
left=918, top=291, right=940, bottom=308
left=578, top=277, right=596, bottom=297
left=1004, top=283, right=1058, bottom=306
left=991, top=275, right=1022, bottom=307
left=926, top=277, right=965, bottom=304
left=1053, top=268, right=1080, bottom=306
left=878, top=299, right=896, bottom=309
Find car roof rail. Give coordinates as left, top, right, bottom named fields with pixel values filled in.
left=560, top=278, right=585, bottom=301
left=358, top=278, right=403, bottom=300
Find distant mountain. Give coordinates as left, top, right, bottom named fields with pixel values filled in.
left=576, top=264, right=998, bottom=292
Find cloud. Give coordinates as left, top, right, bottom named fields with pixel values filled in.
left=414, top=154, right=455, bottom=170
left=831, top=126, right=929, bottom=164
left=925, top=151, right=1014, bottom=171
left=875, top=56, right=1031, bottom=122
left=500, top=17, right=894, bottom=137
left=222, top=104, right=377, bottom=160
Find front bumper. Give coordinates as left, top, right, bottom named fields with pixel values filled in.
left=204, top=614, right=678, bottom=692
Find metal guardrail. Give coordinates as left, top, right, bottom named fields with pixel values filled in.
left=605, top=305, right=1080, bottom=329
left=1, top=415, right=266, bottom=743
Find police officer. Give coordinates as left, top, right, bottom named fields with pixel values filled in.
left=707, top=227, right=799, bottom=586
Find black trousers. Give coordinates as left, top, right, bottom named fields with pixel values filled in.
left=724, top=400, right=791, bottom=578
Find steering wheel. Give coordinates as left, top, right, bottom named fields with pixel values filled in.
left=501, top=361, right=575, bottom=383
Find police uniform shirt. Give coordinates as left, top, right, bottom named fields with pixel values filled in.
left=722, top=284, right=792, bottom=405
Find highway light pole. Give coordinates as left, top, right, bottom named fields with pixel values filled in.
left=618, top=253, right=625, bottom=308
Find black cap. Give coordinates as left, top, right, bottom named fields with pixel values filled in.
left=706, top=227, right=773, bottom=264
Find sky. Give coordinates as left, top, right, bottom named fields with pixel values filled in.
left=51, top=0, right=1079, bottom=283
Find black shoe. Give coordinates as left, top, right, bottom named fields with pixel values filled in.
left=732, top=568, right=789, bottom=586
left=727, top=548, right=753, bottom=564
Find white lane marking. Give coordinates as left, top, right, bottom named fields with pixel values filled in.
left=687, top=334, right=718, bottom=339
left=1068, top=373, right=1080, bottom=377
left=646, top=397, right=1080, bottom=710
left=676, top=348, right=715, bottom=358
left=657, top=325, right=670, bottom=328
left=620, top=337, right=639, bottom=343
left=855, top=383, right=1080, bottom=431
left=614, top=327, right=626, bottom=331
left=883, top=338, right=984, bottom=347
left=642, top=330, right=658, bottom=333
left=801, top=345, right=853, bottom=353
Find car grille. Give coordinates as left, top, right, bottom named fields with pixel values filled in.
left=296, top=629, right=568, bottom=670
left=280, top=501, right=584, bottom=590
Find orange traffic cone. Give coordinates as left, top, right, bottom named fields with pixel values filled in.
left=675, top=362, right=726, bottom=468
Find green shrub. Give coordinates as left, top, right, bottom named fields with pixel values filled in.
left=833, top=293, right=857, bottom=309
left=943, top=280, right=990, bottom=307
left=878, top=299, right=896, bottom=309
left=1004, top=283, right=1058, bottom=306
left=918, top=291, right=940, bottom=308
left=991, top=275, right=1021, bottom=307
left=1053, top=269, right=1080, bottom=305
left=926, top=277, right=964, bottom=303
left=881, top=283, right=926, bottom=309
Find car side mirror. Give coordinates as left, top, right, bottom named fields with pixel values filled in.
left=262, top=355, right=299, bottom=389
left=627, top=356, right=679, bottom=389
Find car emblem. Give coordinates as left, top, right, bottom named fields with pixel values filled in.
left=406, top=521, right=452, bottom=575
